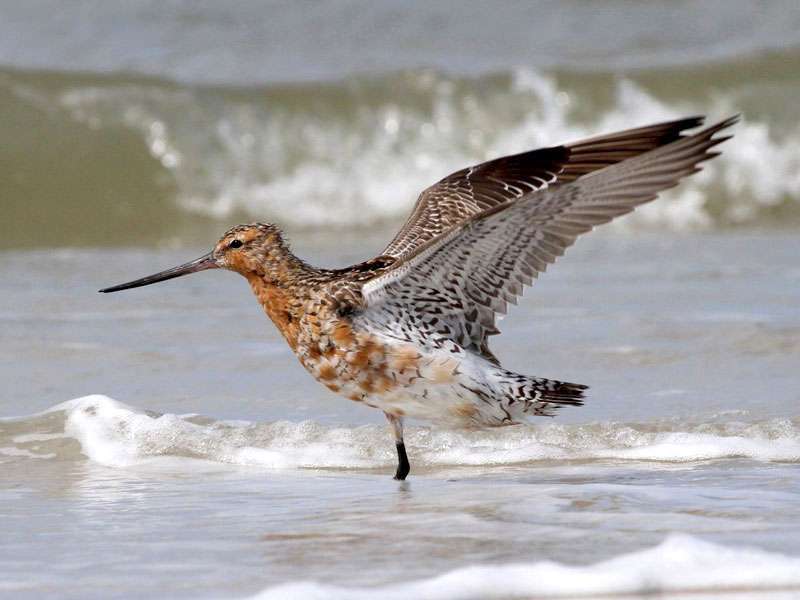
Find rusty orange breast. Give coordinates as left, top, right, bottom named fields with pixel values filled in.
left=245, top=274, right=302, bottom=349
left=243, top=271, right=415, bottom=403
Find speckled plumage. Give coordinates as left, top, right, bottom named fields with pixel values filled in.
left=101, top=115, right=737, bottom=479
left=214, top=223, right=585, bottom=428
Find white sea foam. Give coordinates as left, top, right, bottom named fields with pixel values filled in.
left=250, top=534, right=800, bottom=600
left=54, top=69, right=800, bottom=233
left=3, top=395, right=798, bottom=470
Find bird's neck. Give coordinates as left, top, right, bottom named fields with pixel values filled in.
left=243, top=246, right=324, bottom=349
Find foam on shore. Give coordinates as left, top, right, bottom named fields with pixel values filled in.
left=2, top=395, right=798, bottom=471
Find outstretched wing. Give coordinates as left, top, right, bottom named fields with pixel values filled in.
left=381, top=116, right=705, bottom=260
left=361, top=117, right=737, bottom=363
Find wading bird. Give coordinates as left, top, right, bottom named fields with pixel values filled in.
left=101, top=116, right=736, bottom=480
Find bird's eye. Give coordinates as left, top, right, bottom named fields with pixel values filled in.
left=229, top=239, right=243, bottom=249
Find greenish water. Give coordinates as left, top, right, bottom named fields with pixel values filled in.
left=2, top=2, right=800, bottom=248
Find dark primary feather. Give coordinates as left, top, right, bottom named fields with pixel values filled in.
left=363, top=116, right=738, bottom=363
left=381, top=116, right=706, bottom=260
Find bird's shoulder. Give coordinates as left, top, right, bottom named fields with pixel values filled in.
left=315, top=255, right=399, bottom=313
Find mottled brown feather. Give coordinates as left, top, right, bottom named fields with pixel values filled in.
left=382, top=116, right=705, bottom=260
left=364, top=116, right=738, bottom=364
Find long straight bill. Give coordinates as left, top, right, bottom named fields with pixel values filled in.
left=99, top=252, right=218, bottom=293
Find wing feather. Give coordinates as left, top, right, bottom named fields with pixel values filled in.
left=381, top=116, right=706, bottom=260
left=361, top=117, right=738, bottom=362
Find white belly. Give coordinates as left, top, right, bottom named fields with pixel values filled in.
left=360, top=344, right=510, bottom=427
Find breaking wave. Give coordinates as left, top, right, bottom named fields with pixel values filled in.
left=252, top=534, right=800, bottom=600
left=3, top=56, right=800, bottom=247
left=2, top=395, right=799, bottom=471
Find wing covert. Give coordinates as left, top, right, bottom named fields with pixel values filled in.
left=381, top=146, right=569, bottom=259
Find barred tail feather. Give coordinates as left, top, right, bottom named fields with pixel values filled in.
left=494, top=369, right=587, bottom=418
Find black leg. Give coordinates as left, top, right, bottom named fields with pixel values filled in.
left=385, top=412, right=411, bottom=480
left=394, top=441, right=410, bottom=481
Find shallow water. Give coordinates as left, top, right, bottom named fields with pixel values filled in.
left=2, top=232, right=799, bottom=599
left=3, top=2, right=800, bottom=597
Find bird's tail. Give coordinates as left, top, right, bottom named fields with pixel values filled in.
left=493, top=369, right=587, bottom=418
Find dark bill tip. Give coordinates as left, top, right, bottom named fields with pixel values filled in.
left=99, top=252, right=218, bottom=293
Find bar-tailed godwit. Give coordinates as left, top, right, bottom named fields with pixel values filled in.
left=101, top=115, right=737, bottom=479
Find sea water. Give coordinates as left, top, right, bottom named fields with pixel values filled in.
left=2, top=233, right=799, bottom=599
left=2, top=1, right=800, bottom=598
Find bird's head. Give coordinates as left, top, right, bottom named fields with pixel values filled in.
left=99, top=223, right=285, bottom=293
left=213, top=223, right=285, bottom=275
